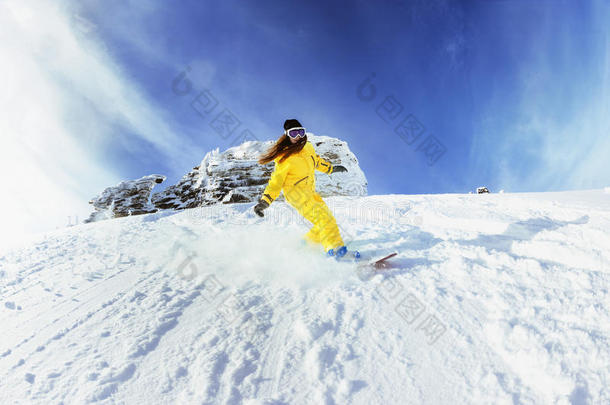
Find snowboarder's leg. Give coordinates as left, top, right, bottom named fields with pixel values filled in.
left=304, top=224, right=322, bottom=244
left=299, top=193, right=344, bottom=253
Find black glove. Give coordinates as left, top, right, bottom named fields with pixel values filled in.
left=330, top=165, right=347, bottom=174
left=253, top=199, right=270, bottom=217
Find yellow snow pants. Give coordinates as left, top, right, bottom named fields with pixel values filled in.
left=260, top=140, right=344, bottom=253
left=286, top=189, right=344, bottom=253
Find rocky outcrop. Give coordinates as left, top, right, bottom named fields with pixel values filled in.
left=84, top=174, right=166, bottom=223
left=150, top=142, right=273, bottom=210
left=85, top=134, right=367, bottom=222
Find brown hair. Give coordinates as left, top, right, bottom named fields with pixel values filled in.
left=258, top=134, right=307, bottom=165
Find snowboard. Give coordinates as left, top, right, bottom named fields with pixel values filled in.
left=334, top=251, right=399, bottom=281
left=369, top=252, right=398, bottom=269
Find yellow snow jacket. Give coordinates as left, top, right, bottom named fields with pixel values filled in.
left=261, top=141, right=334, bottom=208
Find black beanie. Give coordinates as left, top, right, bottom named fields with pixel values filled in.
left=283, top=119, right=302, bottom=130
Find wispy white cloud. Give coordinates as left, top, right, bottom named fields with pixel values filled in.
left=0, top=0, right=203, bottom=248
left=470, top=2, right=610, bottom=193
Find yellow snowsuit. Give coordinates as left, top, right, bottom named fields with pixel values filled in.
left=261, top=141, right=344, bottom=252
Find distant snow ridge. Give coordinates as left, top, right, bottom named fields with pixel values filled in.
left=86, top=134, right=367, bottom=222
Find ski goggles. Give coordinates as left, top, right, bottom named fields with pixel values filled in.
left=285, top=127, right=306, bottom=139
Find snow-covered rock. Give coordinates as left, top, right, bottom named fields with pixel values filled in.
left=152, top=134, right=367, bottom=210
left=90, top=134, right=367, bottom=219
left=85, top=174, right=166, bottom=223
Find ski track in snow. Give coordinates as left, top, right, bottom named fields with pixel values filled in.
left=1, top=190, right=609, bottom=404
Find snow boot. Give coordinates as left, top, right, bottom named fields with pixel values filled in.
left=327, top=245, right=347, bottom=258
left=327, top=246, right=360, bottom=260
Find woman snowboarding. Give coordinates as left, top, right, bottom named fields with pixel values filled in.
left=253, top=119, right=355, bottom=258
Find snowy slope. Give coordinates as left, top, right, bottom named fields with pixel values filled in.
left=1, top=190, right=610, bottom=404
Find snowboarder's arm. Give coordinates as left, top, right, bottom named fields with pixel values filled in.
left=261, top=161, right=289, bottom=204
left=314, top=155, right=347, bottom=174
left=314, top=154, right=333, bottom=174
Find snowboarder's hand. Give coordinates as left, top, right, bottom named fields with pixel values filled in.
left=253, top=199, right=269, bottom=217
left=331, top=165, right=347, bottom=174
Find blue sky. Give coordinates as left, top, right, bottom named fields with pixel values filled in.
left=2, top=0, right=609, bottom=241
